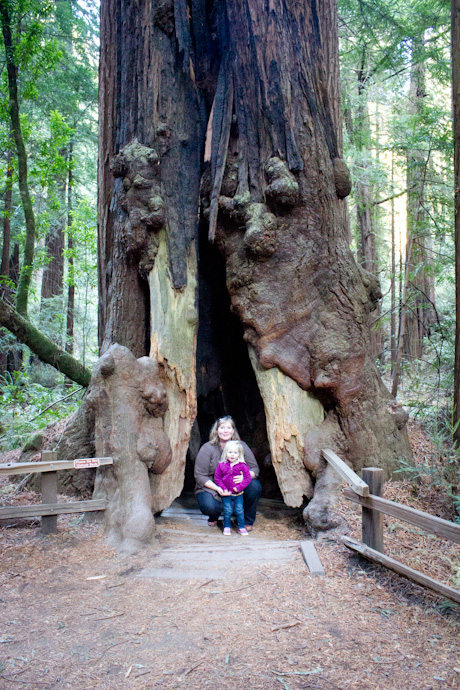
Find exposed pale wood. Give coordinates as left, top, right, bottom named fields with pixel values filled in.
left=322, top=449, right=370, bottom=497
left=300, top=541, right=325, bottom=577
left=362, top=468, right=384, bottom=552
left=0, top=499, right=108, bottom=520
left=41, top=453, right=58, bottom=534
left=343, top=488, right=460, bottom=544
left=249, top=347, right=324, bottom=507
left=148, top=233, right=198, bottom=513
left=0, top=457, right=113, bottom=476
left=342, top=536, right=460, bottom=605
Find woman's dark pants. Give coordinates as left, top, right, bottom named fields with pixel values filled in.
left=196, top=479, right=262, bottom=525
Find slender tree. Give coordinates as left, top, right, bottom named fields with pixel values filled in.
left=453, top=0, right=460, bottom=444
left=0, top=0, right=36, bottom=316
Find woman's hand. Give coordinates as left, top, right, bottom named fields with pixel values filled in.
left=216, top=486, right=232, bottom=497
left=233, top=472, right=244, bottom=484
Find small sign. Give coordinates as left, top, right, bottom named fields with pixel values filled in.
left=73, top=458, right=100, bottom=469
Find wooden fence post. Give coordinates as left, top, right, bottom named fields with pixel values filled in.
left=362, top=467, right=384, bottom=552
left=41, top=451, right=58, bottom=535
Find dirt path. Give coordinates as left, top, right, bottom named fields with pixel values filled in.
left=1, top=498, right=459, bottom=690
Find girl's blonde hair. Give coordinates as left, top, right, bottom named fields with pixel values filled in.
left=220, top=440, right=245, bottom=464
left=209, top=416, right=240, bottom=445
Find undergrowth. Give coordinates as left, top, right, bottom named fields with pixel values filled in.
left=0, top=368, right=84, bottom=451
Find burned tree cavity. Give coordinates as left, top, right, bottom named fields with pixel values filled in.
left=97, top=0, right=412, bottom=538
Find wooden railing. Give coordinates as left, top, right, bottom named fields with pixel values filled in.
left=0, top=450, right=113, bottom=534
left=323, top=449, right=460, bottom=604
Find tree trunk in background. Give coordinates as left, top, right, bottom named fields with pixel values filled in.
left=41, top=223, right=65, bottom=300
left=0, top=298, right=91, bottom=386
left=0, top=3, right=36, bottom=317
left=351, top=70, right=383, bottom=362
left=41, top=172, right=66, bottom=302
left=404, top=39, right=436, bottom=361
left=452, top=0, right=460, bottom=445
left=390, top=157, right=397, bottom=371
left=0, top=137, right=14, bottom=374
left=98, top=0, right=412, bottom=525
left=66, top=145, right=75, bottom=354
left=1, top=140, right=13, bottom=280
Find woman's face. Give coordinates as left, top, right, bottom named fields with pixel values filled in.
left=217, top=421, right=234, bottom=443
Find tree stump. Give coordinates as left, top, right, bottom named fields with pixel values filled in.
left=87, top=344, right=171, bottom=554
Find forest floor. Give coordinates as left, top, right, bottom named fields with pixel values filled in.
left=0, top=422, right=459, bottom=690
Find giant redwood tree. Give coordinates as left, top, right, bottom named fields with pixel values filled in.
left=97, top=0, right=412, bottom=532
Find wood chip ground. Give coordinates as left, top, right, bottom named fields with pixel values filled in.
left=0, top=422, right=459, bottom=690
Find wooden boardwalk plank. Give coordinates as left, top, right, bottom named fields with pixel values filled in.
left=300, top=541, right=325, bottom=577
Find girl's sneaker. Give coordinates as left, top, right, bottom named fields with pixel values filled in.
left=223, top=527, right=231, bottom=536
left=238, top=528, right=249, bottom=535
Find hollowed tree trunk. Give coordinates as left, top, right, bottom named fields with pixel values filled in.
left=98, top=0, right=412, bottom=526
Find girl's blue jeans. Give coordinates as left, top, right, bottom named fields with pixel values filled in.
left=222, top=493, right=245, bottom=529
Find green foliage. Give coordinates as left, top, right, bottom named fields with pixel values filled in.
left=0, top=0, right=99, bottom=370
left=0, top=367, right=83, bottom=451
left=338, top=0, right=457, bottom=516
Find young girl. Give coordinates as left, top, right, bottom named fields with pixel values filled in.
left=214, top=440, right=252, bottom=535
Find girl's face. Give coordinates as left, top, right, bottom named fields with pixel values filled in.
left=217, top=421, right=234, bottom=443
left=227, top=447, right=239, bottom=463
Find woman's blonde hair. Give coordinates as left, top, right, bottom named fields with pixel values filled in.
left=209, top=416, right=240, bottom=445
left=220, top=440, right=245, bottom=464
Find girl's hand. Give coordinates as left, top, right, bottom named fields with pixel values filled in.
left=233, top=472, right=244, bottom=484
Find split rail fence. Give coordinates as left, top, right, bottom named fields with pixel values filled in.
left=0, top=450, right=112, bottom=534
left=323, top=449, right=460, bottom=604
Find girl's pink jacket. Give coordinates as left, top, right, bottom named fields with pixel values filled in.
left=214, top=460, right=252, bottom=494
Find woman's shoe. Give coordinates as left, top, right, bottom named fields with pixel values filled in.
left=223, top=527, right=231, bottom=535
left=238, top=528, right=249, bottom=535
left=207, top=520, right=218, bottom=527
left=244, top=525, right=253, bottom=532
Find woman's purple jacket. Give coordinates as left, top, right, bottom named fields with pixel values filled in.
left=214, top=460, right=252, bottom=494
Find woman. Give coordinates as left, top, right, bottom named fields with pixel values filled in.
left=194, top=416, right=262, bottom=530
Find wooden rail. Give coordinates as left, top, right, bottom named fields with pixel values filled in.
left=0, top=451, right=112, bottom=534
left=323, top=452, right=460, bottom=603
left=0, top=457, right=113, bottom=476
left=343, top=488, right=460, bottom=544
left=342, top=536, right=460, bottom=605
left=322, top=449, right=370, bottom=496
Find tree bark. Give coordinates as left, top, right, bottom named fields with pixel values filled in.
left=1, top=135, right=13, bottom=279
left=0, top=135, right=15, bottom=375
left=452, top=0, right=460, bottom=444
left=66, top=145, right=75, bottom=354
left=204, top=0, right=411, bottom=491
left=98, top=0, right=412, bottom=526
left=0, top=298, right=91, bottom=386
left=98, top=0, right=206, bottom=509
left=41, top=225, right=65, bottom=300
left=0, top=2, right=36, bottom=316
